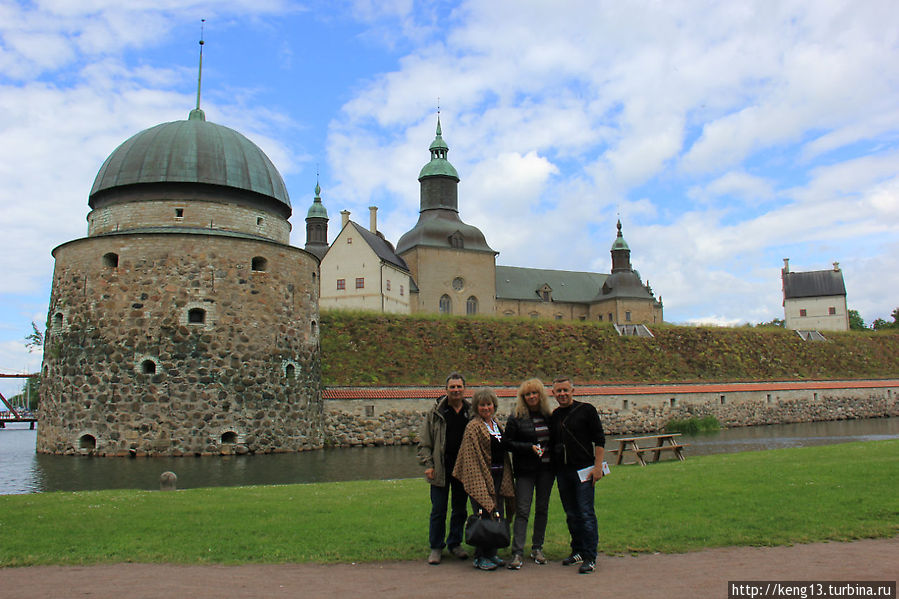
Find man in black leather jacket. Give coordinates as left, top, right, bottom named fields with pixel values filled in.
left=550, top=376, right=605, bottom=574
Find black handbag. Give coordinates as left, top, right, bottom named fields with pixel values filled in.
left=464, top=509, right=511, bottom=548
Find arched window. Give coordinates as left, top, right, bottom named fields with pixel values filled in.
left=439, top=294, right=452, bottom=314
left=221, top=431, right=238, bottom=444
left=53, top=312, right=63, bottom=330
left=188, top=308, right=206, bottom=324
left=285, top=364, right=296, bottom=380
left=466, top=296, right=478, bottom=315
left=251, top=256, right=267, bottom=272
left=102, top=252, right=119, bottom=268
left=79, top=434, right=97, bottom=449
left=141, top=359, right=157, bottom=374
left=449, top=232, right=464, bottom=249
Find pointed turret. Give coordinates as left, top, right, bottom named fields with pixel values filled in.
left=396, top=116, right=493, bottom=254
left=305, top=180, right=329, bottom=259
left=610, top=219, right=631, bottom=273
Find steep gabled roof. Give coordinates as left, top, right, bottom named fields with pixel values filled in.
left=783, top=269, right=846, bottom=299
left=496, top=265, right=607, bottom=303
left=349, top=222, right=409, bottom=272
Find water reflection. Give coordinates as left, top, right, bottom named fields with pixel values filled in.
left=635, top=418, right=899, bottom=455
left=1, top=417, right=896, bottom=495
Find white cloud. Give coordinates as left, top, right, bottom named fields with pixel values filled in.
left=688, top=171, right=775, bottom=206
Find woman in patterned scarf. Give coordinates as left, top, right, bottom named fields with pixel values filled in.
left=453, top=388, right=515, bottom=570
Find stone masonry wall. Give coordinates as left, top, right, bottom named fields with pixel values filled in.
left=87, top=199, right=291, bottom=244
left=323, top=384, right=898, bottom=447
left=38, top=232, right=322, bottom=456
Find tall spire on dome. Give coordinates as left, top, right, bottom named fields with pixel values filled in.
left=420, top=109, right=457, bottom=182
left=189, top=19, right=207, bottom=122
left=429, top=111, right=449, bottom=160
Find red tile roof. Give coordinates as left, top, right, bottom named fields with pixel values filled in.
left=322, top=379, right=898, bottom=400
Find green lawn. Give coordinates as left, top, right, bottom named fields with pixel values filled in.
left=1, top=440, right=896, bottom=566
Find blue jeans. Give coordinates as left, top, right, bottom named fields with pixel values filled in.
left=429, top=475, right=468, bottom=550
left=556, top=467, right=598, bottom=561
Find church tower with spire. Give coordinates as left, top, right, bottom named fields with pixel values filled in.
left=396, top=116, right=497, bottom=315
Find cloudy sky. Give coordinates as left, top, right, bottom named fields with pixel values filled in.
left=1, top=0, right=898, bottom=395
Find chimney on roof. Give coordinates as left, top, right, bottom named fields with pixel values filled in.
left=369, top=206, right=378, bottom=233
left=783, top=258, right=790, bottom=274
left=833, top=261, right=840, bottom=271
left=340, top=210, right=350, bottom=229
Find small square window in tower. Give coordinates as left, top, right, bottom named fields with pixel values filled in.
left=251, top=256, right=267, bottom=272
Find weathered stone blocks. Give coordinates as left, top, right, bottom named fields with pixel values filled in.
left=38, top=232, right=323, bottom=456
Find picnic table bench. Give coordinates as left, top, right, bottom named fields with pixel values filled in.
left=611, top=433, right=688, bottom=466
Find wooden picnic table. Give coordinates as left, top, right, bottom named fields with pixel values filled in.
left=612, top=433, right=688, bottom=466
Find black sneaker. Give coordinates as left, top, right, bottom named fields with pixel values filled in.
left=578, top=560, right=596, bottom=574
left=562, top=552, right=583, bottom=566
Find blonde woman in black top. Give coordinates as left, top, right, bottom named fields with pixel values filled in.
left=503, top=378, right=554, bottom=569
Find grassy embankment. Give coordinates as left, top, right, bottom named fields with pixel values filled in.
left=1, top=440, right=896, bottom=567
left=319, top=311, right=899, bottom=386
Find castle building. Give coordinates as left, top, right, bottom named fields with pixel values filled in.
left=494, top=221, right=662, bottom=322
left=781, top=259, right=849, bottom=331
left=38, top=105, right=323, bottom=456
left=312, top=118, right=663, bottom=324
left=320, top=208, right=412, bottom=313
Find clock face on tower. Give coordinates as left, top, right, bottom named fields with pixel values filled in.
left=452, top=277, right=464, bottom=291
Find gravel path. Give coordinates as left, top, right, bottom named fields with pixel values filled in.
left=2, top=538, right=896, bottom=599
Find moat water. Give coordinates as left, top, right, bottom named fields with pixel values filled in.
left=1, top=417, right=896, bottom=495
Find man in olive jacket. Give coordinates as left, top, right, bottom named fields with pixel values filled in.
left=418, top=372, right=472, bottom=565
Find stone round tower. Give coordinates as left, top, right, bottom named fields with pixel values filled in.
left=37, top=107, right=323, bottom=456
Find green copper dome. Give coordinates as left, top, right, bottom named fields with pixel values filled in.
left=611, top=219, right=630, bottom=251
left=306, top=181, right=328, bottom=219
left=89, top=109, right=290, bottom=209
left=418, top=117, right=459, bottom=181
